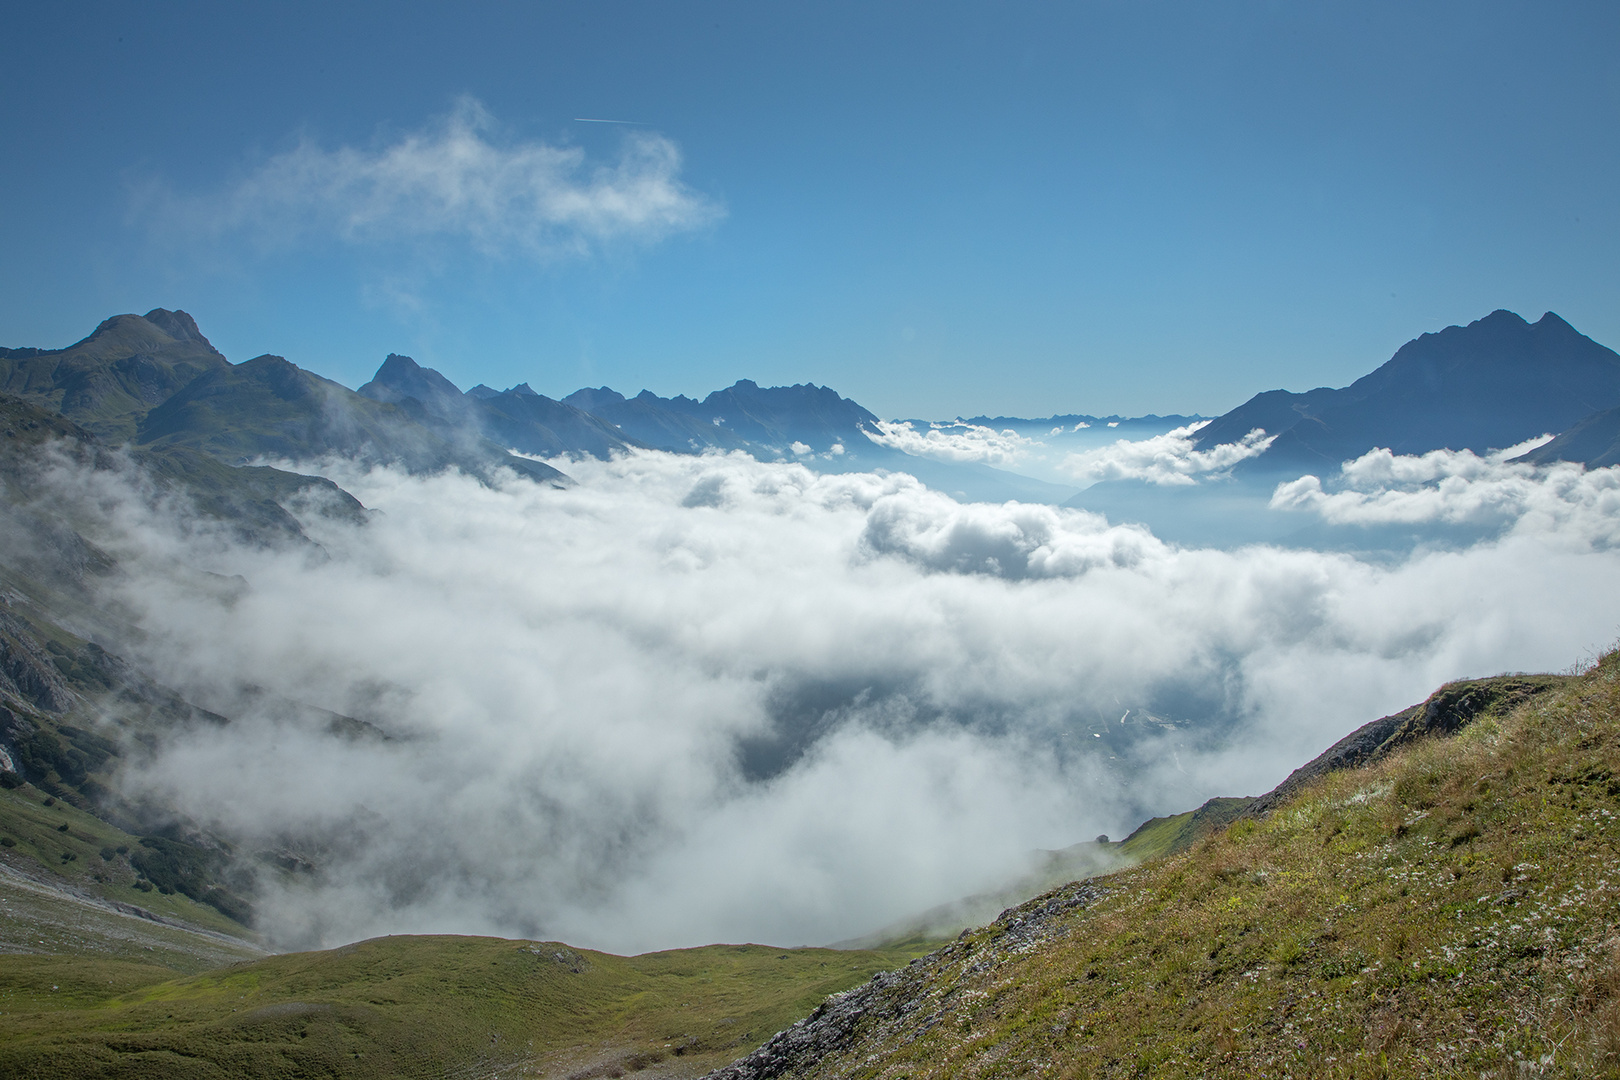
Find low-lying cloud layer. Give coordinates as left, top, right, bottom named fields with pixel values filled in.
left=1271, top=437, right=1620, bottom=544
left=1061, top=422, right=1274, bottom=487
left=142, top=97, right=721, bottom=259
left=37, top=445, right=1620, bottom=955
left=862, top=420, right=1037, bottom=468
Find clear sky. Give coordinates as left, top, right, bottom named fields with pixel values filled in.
left=2, top=1, right=1616, bottom=419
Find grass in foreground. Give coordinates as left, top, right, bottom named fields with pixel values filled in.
left=0, top=933, right=932, bottom=1079
left=776, top=653, right=1620, bottom=1079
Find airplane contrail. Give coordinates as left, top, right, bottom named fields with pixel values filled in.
left=574, top=118, right=645, bottom=125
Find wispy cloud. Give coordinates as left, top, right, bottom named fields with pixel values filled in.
left=863, top=420, right=1037, bottom=468
left=1060, top=422, right=1274, bottom=487
left=140, top=97, right=722, bottom=259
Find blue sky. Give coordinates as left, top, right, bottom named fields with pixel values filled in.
left=2, top=1, right=1616, bottom=418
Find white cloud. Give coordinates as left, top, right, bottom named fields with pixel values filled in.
left=859, top=486, right=1165, bottom=578
left=145, top=97, right=721, bottom=259
left=1269, top=437, right=1620, bottom=544
left=22, top=444, right=1620, bottom=955
left=862, top=419, right=1037, bottom=467
left=1060, top=422, right=1274, bottom=488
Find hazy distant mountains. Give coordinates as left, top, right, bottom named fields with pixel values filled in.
left=6, top=305, right=1620, bottom=534
left=366, top=353, right=1081, bottom=503
left=0, top=311, right=568, bottom=489
left=360, top=354, right=639, bottom=461
left=1193, top=310, right=1620, bottom=471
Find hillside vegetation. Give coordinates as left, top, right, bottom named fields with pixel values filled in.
left=0, top=934, right=928, bottom=1080
left=709, top=654, right=1620, bottom=1079
left=5, top=656, right=1615, bottom=1079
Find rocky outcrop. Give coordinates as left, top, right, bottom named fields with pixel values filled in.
left=0, top=612, right=76, bottom=714
left=1240, top=675, right=1565, bottom=818
left=704, top=882, right=1106, bottom=1080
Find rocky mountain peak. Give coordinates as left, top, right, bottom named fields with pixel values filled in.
left=358, top=354, right=467, bottom=412
left=141, top=309, right=217, bottom=351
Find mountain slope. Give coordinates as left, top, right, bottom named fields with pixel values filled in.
left=1, top=313, right=572, bottom=488
left=0, top=393, right=395, bottom=940
left=705, top=655, right=1620, bottom=1078
left=1513, top=404, right=1620, bottom=469
left=0, top=310, right=230, bottom=443
left=138, top=353, right=568, bottom=486
left=0, top=392, right=362, bottom=556
left=1195, top=310, right=1620, bottom=470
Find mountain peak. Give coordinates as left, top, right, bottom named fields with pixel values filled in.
left=358, top=354, right=467, bottom=412
left=1474, top=309, right=1530, bottom=329
left=74, top=312, right=214, bottom=356
left=563, top=387, right=627, bottom=410
left=1535, top=311, right=1578, bottom=336
left=1199, top=308, right=1620, bottom=464
left=142, top=308, right=217, bottom=350
left=377, top=352, right=425, bottom=376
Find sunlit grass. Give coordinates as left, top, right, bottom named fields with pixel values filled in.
left=0, top=932, right=932, bottom=1078
left=783, top=655, right=1620, bottom=1078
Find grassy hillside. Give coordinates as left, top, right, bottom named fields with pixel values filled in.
left=709, top=653, right=1620, bottom=1079
left=0, top=934, right=930, bottom=1079
left=0, top=782, right=261, bottom=951
left=1113, top=796, right=1255, bottom=863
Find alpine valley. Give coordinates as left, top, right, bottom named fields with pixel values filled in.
left=3, top=308, right=1620, bottom=1078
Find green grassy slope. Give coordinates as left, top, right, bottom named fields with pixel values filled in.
left=709, top=654, right=1620, bottom=1079
left=0, top=934, right=931, bottom=1079
left=0, top=782, right=261, bottom=951
left=1114, top=796, right=1256, bottom=863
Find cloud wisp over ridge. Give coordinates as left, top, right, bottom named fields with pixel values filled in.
left=139, top=97, right=722, bottom=260
left=29, top=445, right=1620, bottom=955
left=1060, top=421, right=1274, bottom=488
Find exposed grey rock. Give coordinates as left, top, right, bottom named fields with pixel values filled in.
left=704, top=882, right=1106, bottom=1079
left=0, top=612, right=76, bottom=713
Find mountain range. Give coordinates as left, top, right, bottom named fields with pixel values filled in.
left=7, top=306, right=1620, bottom=537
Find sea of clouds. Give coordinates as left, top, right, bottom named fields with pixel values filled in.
left=861, top=417, right=1275, bottom=488
left=32, top=441, right=1620, bottom=954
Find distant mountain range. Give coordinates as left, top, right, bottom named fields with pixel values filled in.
left=364, top=349, right=1083, bottom=504
left=4, top=305, right=1620, bottom=542
left=0, top=309, right=1092, bottom=510
left=0, top=311, right=569, bottom=496
left=1192, top=310, right=1620, bottom=471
